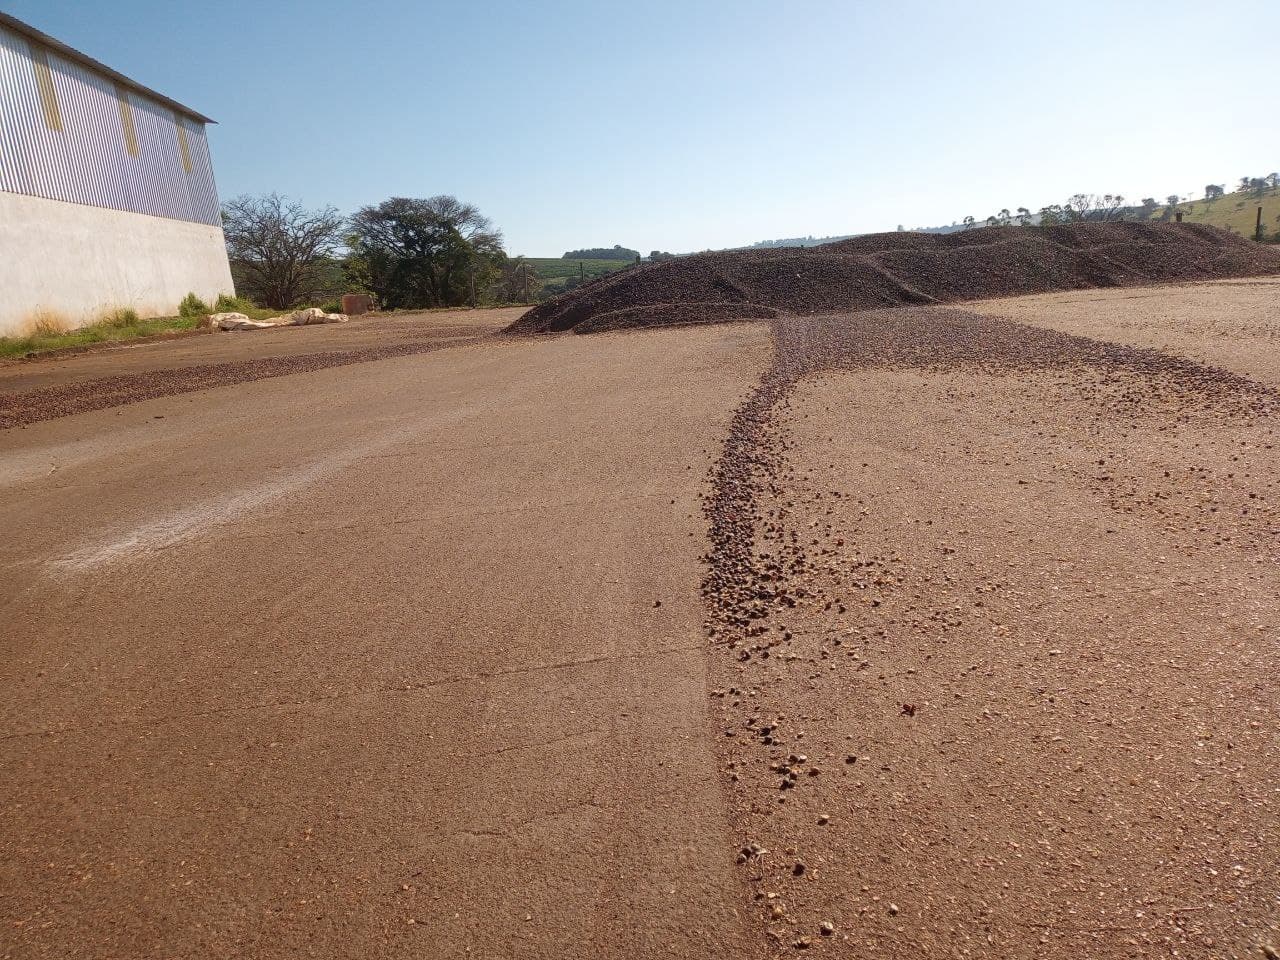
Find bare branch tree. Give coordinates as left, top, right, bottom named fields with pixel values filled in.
left=1063, top=193, right=1126, bottom=222
left=494, top=256, right=543, bottom=304
left=221, top=194, right=346, bottom=309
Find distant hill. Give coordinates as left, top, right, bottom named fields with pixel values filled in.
left=1150, top=187, right=1280, bottom=239
left=527, top=257, right=633, bottom=300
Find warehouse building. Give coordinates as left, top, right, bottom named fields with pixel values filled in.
left=0, top=13, right=233, bottom=336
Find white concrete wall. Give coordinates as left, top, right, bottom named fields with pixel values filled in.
left=0, top=190, right=234, bottom=335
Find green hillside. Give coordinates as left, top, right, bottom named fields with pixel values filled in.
left=526, top=257, right=634, bottom=298
left=1151, top=187, right=1280, bottom=239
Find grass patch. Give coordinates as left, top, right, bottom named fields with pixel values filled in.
left=214, top=293, right=256, bottom=314
left=178, top=292, right=210, bottom=318
left=102, top=307, right=142, bottom=329
left=0, top=295, right=347, bottom=360
left=528, top=258, right=633, bottom=281
left=525, top=257, right=636, bottom=281
left=526, top=257, right=635, bottom=299
left=26, top=310, right=73, bottom=338
left=0, top=311, right=203, bottom=360
left=1147, top=187, right=1280, bottom=239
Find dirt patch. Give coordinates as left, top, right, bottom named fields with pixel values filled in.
left=702, top=307, right=1278, bottom=655
left=510, top=223, right=1280, bottom=335
left=0, top=326, right=211, bottom=365
left=967, top=278, right=1280, bottom=390
left=701, top=306, right=1280, bottom=956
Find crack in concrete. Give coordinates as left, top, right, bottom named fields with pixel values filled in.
left=1, top=643, right=706, bottom=741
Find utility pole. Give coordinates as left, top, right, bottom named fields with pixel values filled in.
left=1257, top=205, right=1265, bottom=241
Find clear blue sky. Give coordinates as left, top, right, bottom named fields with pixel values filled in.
left=7, top=0, right=1278, bottom=255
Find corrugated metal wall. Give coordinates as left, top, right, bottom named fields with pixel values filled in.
left=0, top=22, right=221, bottom=227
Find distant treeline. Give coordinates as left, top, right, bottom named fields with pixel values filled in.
left=562, top=245, right=639, bottom=261
left=746, top=235, right=858, bottom=249
left=224, top=193, right=546, bottom=311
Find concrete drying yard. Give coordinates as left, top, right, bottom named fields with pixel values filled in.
left=3, top=276, right=1280, bottom=958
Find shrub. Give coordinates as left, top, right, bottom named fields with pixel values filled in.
left=214, top=293, right=257, bottom=313
left=100, top=307, right=141, bottom=329
left=320, top=301, right=342, bottom=314
left=179, top=293, right=210, bottom=318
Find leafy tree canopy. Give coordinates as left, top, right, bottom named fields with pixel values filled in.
left=346, top=196, right=505, bottom=310
left=562, top=245, right=639, bottom=261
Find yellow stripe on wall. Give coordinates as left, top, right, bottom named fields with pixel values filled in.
left=30, top=45, right=63, bottom=132
left=174, top=113, right=192, bottom=173
left=116, top=85, right=139, bottom=156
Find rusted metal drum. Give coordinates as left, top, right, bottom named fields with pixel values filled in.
left=341, top=293, right=374, bottom=316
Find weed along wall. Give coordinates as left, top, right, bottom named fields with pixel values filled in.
left=0, top=191, right=233, bottom=335
left=0, top=13, right=234, bottom=336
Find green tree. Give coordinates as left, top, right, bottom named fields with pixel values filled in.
left=1038, top=205, right=1065, bottom=226
left=1204, top=184, right=1224, bottom=202
left=346, top=196, right=505, bottom=309
left=562, top=245, right=639, bottom=261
